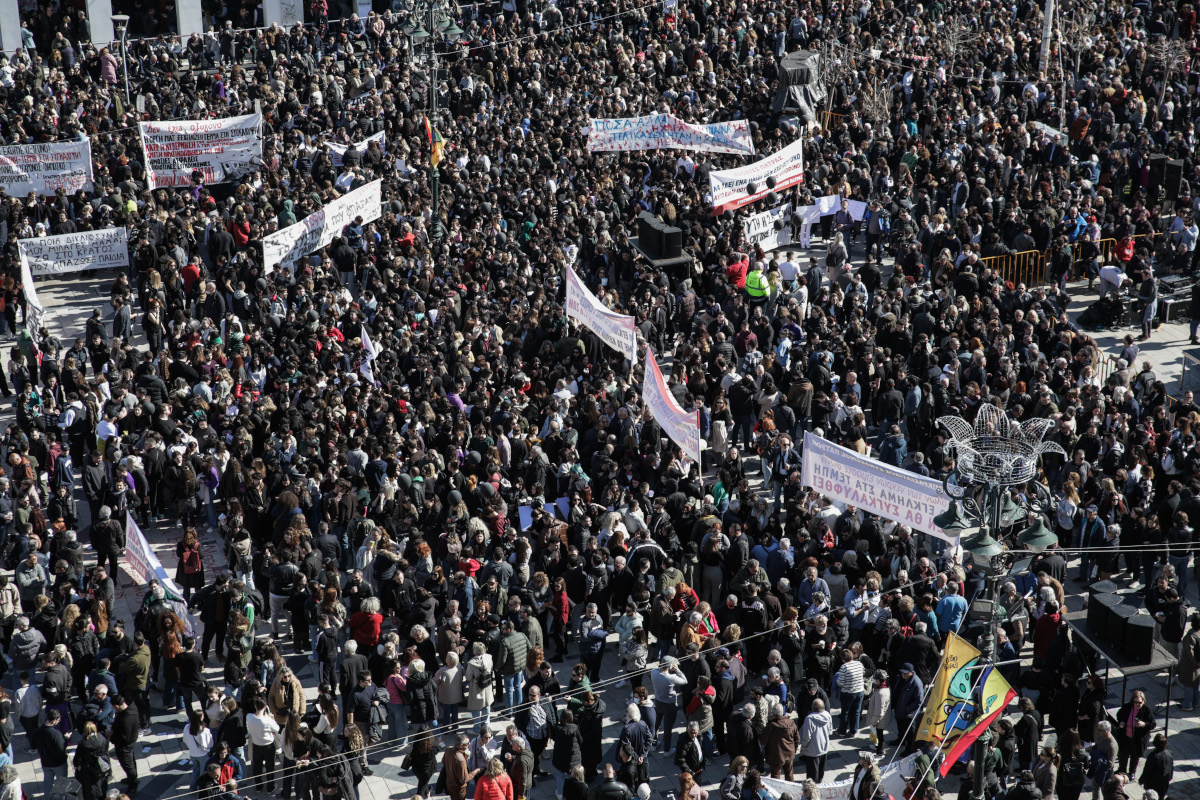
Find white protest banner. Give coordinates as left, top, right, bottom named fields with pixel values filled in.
left=644, top=349, right=702, bottom=463
left=263, top=179, right=383, bottom=273
left=124, top=516, right=196, bottom=636
left=743, top=203, right=793, bottom=252
left=709, top=137, right=805, bottom=214
left=18, top=227, right=129, bottom=277
left=763, top=754, right=918, bottom=800
left=565, top=265, right=637, bottom=363
left=801, top=431, right=956, bottom=543
left=19, top=254, right=44, bottom=333
left=588, top=114, right=754, bottom=155
left=0, top=140, right=93, bottom=196
left=139, top=114, right=263, bottom=189
left=328, top=131, right=387, bottom=167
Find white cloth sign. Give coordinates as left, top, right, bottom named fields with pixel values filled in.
left=588, top=114, right=755, bottom=155
left=124, top=516, right=196, bottom=636
left=18, top=227, right=129, bottom=277
left=263, top=179, right=383, bottom=273
left=19, top=254, right=43, bottom=334
left=328, top=131, right=387, bottom=167
left=801, top=431, right=957, bottom=543
left=762, top=754, right=918, bottom=800
left=0, top=140, right=94, bottom=196
left=565, top=266, right=637, bottom=363
left=644, top=349, right=702, bottom=463
left=743, top=203, right=793, bottom=252
left=140, top=114, right=263, bottom=189
left=709, top=138, right=805, bottom=214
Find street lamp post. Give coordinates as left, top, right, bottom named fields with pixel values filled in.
left=404, top=0, right=463, bottom=243
left=111, top=14, right=131, bottom=106
left=932, top=404, right=1067, bottom=800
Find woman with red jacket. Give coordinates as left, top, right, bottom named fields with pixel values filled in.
left=348, top=597, right=383, bottom=648
left=473, top=757, right=514, bottom=800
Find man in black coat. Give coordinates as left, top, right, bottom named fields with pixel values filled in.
left=110, top=694, right=141, bottom=795
left=175, top=635, right=207, bottom=712
left=338, top=639, right=370, bottom=700
left=34, top=710, right=68, bottom=795
left=1139, top=733, right=1173, bottom=800
left=897, top=624, right=941, bottom=684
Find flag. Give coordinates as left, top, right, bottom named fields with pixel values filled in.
left=424, top=116, right=445, bottom=167
left=940, top=665, right=1018, bottom=775
left=915, top=632, right=982, bottom=755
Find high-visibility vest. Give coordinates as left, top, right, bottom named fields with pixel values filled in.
left=745, top=270, right=769, bottom=299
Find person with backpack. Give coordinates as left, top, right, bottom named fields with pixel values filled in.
left=465, top=640, right=495, bottom=727
left=175, top=527, right=206, bottom=604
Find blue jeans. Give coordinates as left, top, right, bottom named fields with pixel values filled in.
left=555, top=770, right=567, bottom=797
left=387, top=703, right=407, bottom=743
left=503, top=672, right=523, bottom=710
left=839, top=691, right=864, bottom=735
left=440, top=703, right=460, bottom=728
left=1171, top=554, right=1191, bottom=595
left=42, top=763, right=67, bottom=798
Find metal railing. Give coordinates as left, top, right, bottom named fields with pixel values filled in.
left=977, top=232, right=1165, bottom=288
left=817, top=110, right=845, bottom=132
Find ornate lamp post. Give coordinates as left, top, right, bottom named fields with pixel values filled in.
left=931, top=404, right=1066, bottom=800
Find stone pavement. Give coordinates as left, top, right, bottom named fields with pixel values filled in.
left=8, top=266, right=1200, bottom=800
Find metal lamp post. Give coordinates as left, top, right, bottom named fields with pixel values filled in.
left=111, top=14, right=131, bottom=105
left=932, top=404, right=1067, bottom=800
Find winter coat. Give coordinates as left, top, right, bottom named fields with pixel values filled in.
left=867, top=684, right=892, bottom=729
left=407, top=669, right=438, bottom=724
left=267, top=672, right=306, bottom=726
left=473, top=773, right=514, bottom=800
left=550, top=722, right=583, bottom=772
left=761, top=715, right=801, bottom=768
left=464, top=654, right=494, bottom=711
left=799, top=709, right=832, bottom=757
left=1179, top=628, right=1200, bottom=687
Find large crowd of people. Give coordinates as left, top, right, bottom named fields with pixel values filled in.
left=0, top=0, right=1196, bottom=798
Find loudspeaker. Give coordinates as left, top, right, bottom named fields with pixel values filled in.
left=662, top=225, right=683, bottom=259
left=1088, top=593, right=1121, bottom=636
left=1108, top=603, right=1137, bottom=652
left=638, top=212, right=663, bottom=258
left=1089, top=580, right=1118, bottom=599
left=1149, top=153, right=1169, bottom=197
left=1160, top=297, right=1188, bottom=323
left=1125, top=615, right=1156, bottom=664
left=1165, top=158, right=1185, bottom=198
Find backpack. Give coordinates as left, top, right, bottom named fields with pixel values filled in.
left=244, top=587, right=266, bottom=619
left=474, top=662, right=493, bottom=688
left=1061, top=757, right=1088, bottom=788
left=182, top=546, right=203, bottom=575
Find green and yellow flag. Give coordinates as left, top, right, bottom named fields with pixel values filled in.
left=425, top=116, right=445, bottom=167
left=915, top=632, right=982, bottom=750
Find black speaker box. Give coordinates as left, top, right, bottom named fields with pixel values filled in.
left=1125, top=615, right=1155, bottom=664
left=1108, top=603, right=1137, bottom=652
left=1089, top=580, right=1117, bottom=599
left=638, top=212, right=663, bottom=258
left=1165, top=158, right=1185, bottom=198
left=662, top=225, right=683, bottom=259
left=1160, top=297, right=1188, bottom=323
left=1089, top=593, right=1121, bottom=636
left=1149, top=153, right=1169, bottom=196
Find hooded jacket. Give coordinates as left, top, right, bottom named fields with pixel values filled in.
left=799, top=708, right=833, bottom=757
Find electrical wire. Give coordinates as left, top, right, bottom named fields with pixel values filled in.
left=154, top=575, right=933, bottom=800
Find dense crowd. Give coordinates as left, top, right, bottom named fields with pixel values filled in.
left=0, top=0, right=1198, bottom=798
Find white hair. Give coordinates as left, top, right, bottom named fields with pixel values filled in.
left=344, top=640, right=358, bottom=655
left=626, top=704, right=641, bottom=722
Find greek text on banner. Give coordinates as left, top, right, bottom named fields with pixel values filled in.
left=709, top=138, right=806, bottom=215
left=565, top=265, right=637, bottom=363
left=644, top=348, right=702, bottom=463
left=588, top=114, right=755, bottom=155
left=140, top=114, right=263, bottom=189
left=800, top=430, right=956, bottom=543
left=19, top=227, right=129, bottom=277
left=124, top=515, right=196, bottom=636
left=743, top=203, right=793, bottom=252
left=0, top=140, right=94, bottom=196
left=263, top=179, right=383, bottom=272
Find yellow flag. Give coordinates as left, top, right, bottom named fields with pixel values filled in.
left=915, top=632, right=982, bottom=750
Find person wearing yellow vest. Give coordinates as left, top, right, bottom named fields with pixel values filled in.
left=745, top=261, right=770, bottom=306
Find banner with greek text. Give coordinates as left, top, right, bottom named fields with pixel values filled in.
left=263, top=179, right=383, bottom=273
left=709, top=137, right=806, bottom=214
left=644, top=349, right=702, bottom=463
left=328, top=131, right=387, bottom=167
left=140, top=114, right=263, bottom=189
left=801, top=431, right=956, bottom=543
left=588, top=114, right=755, bottom=155
left=565, top=265, right=637, bottom=363
left=18, top=227, right=129, bottom=277
left=763, top=754, right=918, bottom=800
left=19, top=254, right=44, bottom=334
left=0, top=140, right=94, bottom=196
left=743, top=202, right=793, bottom=252
left=124, top=516, right=196, bottom=636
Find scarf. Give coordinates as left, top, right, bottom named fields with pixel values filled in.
left=1124, top=703, right=1140, bottom=738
